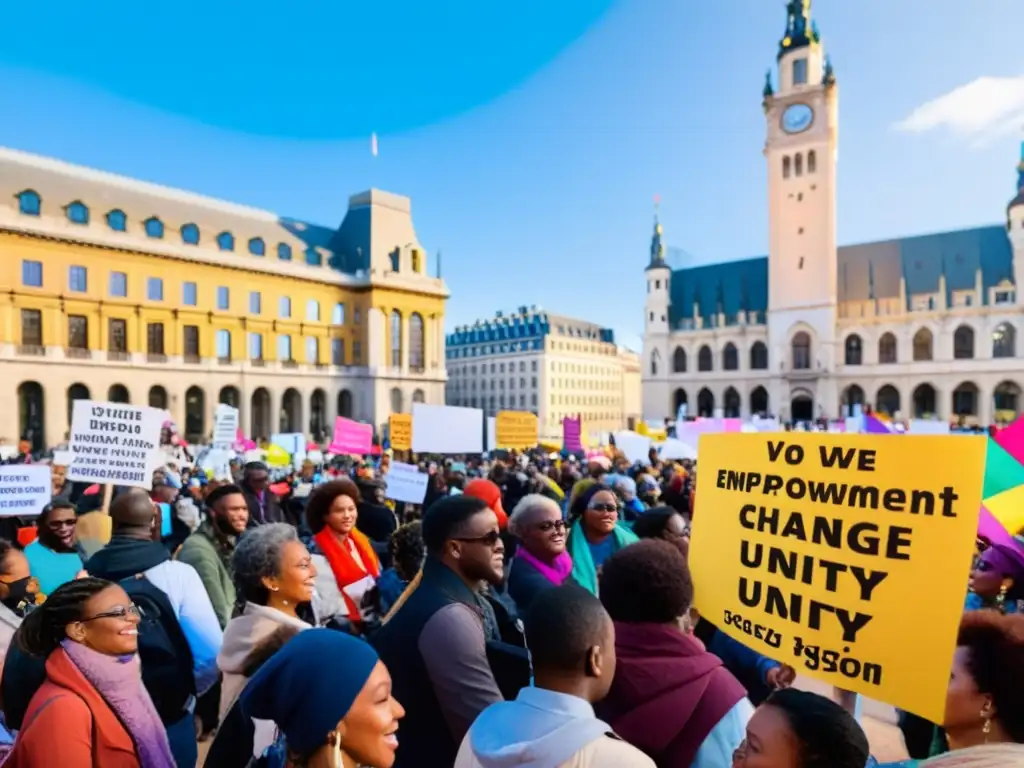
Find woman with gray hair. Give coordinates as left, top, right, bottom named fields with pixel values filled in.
left=216, top=523, right=317, bottom=724
left=506, top=494, right=574, bottom=612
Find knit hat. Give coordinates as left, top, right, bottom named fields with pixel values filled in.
left=240, top=629, right=381, bottom=756
left=463, top=478, right=507, bottom=528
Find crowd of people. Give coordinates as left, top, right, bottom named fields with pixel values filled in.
left=0, top=438, right=1020, bottom=767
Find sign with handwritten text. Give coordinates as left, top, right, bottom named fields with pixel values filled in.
left=495, top=410, right=539, bottom=450
left=689, top=432, right=985, bottom=722
left=389, top=413, right=412, bottom=452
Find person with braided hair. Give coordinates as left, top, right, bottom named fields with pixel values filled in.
left=4, top=577, right=175, bottom=767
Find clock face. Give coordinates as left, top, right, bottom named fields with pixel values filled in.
left=782, top=103, right=814, bottom=134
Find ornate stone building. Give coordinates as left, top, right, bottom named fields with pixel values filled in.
left=642, top=0, right=1024, bottom=426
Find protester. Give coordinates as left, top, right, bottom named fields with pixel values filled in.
left=373, top=495, right=512, bottom=767
left=306, top=478, right=381, bottom=627
left=567, top=484, right=639, bottom=595
left=241, top=462, right=290, bottom=526
left=596, top=539, right=750, bottom=766
left=240, top=629, right=405, bottom=768
left=84, top=489, right=222, bottom=767
left=24, top=499, right=85, bottom=595
left=5, top=577, right=176, bottom=767
left=966, top=543, right=1024, bottom=614
left=733, top=688, right=869, bottom=768
left=218, top=523, right=315, bottom=722
left=355, top=476, right=399, bottom=544
left=464, top=478, right=508, bottom=530
left=177, top=483, right=249, bottom=629
left=506, top=494, right=573, bottom=611
left=455, top=583, right=656, bottom=767
left=378, top=521, right=426, bottom=616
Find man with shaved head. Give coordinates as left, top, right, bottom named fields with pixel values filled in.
left=85, top=487, right=223, bottom=767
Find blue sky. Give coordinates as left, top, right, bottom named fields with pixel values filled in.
left=1, top=0, right=1022, bottom=350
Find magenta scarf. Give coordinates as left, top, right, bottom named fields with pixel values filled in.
left=517, top=547, right=573, bottom=585
left=61, top=639, right=176, bottom=768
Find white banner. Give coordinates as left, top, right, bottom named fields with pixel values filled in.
left=0, top=465, right=51, bottom=517
left=67, top=400, right=164, bottom=490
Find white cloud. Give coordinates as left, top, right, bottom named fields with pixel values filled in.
left=892, top=75, right=1024, bottom=147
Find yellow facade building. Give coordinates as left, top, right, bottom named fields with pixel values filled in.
left=0, top=147, right=449, bottom=449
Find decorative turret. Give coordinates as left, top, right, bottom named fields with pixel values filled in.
left=646, top=198, right=669, bottom=271
left=822, top=55, right=836, bottom=86
left=1009, top=139, right=1024, bottom=214
left=778, top=0, right=820, bottom=60
left=763, top=70, right=774, bottom=98
left=1007, top=139, right=1024, bottom=304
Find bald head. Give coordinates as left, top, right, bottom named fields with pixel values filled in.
left=110, top=490, right=157, bottom=538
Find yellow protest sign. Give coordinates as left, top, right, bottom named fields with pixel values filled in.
left=389, top=413, right=412, bottom=452
left=689, top=432, right=985, bottom=722
left=496, top=410, right=539, bottom=450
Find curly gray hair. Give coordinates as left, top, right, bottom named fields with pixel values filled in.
left=232, top=522, right=299, bottom=606
left=508, top=494, right=562, bottom=538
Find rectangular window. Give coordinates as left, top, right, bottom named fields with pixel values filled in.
left=279, top=297, right=291, bottom=319
left=108, top=318, right=127, bottom=352
left=216, top=329, right=232, bottom=361
left=792, top=57, right=808, bottom=86
left=147, top=323, right=165, bottom=355
left=332, top=338, right=345, bottom=366
left=67, top=315, right=89, bottom=349
left=278, top=335, right=292, bottom=361
left=109, top=271, right=128, bottom=298
left=249, top=332, right=263, bottom=360
left=183, top=325, right=200, bottom=358
left=182, top=282, right=197, bottom=306
left=20, top=309, right=42, bottom=346
left=217, top=287, right=230, bottom=311
left=69, top=266, right=88, bottom=293
left=306, top=336, right=319, bottom=363
left=249, top=291, right=261, bottom=315
left=22, top=261, right=42, bottom=288
left=353, top=340, right=362, bottom=363
left=148, top=277, right=164, bottom=301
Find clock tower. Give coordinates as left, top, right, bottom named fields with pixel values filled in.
left=763, top=0, right=839, bottom=419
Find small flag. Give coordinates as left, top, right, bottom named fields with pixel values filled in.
left=371, top=133, right=378, bottom=157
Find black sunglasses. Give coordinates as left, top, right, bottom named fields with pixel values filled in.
left=454, top=531, right=502, bottom=547
left=588, top=503, right=619, bottom=513
left=535, top=520, right=567, bottom=532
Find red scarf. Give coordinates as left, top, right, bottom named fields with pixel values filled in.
left=313, top=527, right=380, bottom=621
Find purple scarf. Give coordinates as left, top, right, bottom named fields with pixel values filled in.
left=61, top=640, right=176, bottom=768
left=517, top=547, right=573, bottom=586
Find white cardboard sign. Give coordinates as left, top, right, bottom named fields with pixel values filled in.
left=67, top=400, right=164, bottom=490
left=0, top=465, right=52, bottom=518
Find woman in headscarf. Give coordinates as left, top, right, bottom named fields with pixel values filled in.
left=566, top=483, right=638, bottom=595
left=5, top=577, right=175, bottom=767
left=241, top=628, right=404, bottom=768
left=966, top=542, right=1024, bottom=614
left=876, top=611, right=1024, bottom=766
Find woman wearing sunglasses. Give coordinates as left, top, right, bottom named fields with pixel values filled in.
left=506, top=494, right=574, bottom=612
left=566, top=484, right=638, bottom=596
left=5, top=577, right=176, bottom=767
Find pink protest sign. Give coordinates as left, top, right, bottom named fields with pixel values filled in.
left=995, top=416, right=1024, bottom=466
left=329, top=417, right=373, bottom=456
left=563, top=416, right=583, bottom=452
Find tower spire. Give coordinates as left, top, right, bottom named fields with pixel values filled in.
left=648, top=195, right=666, bottom=268
left=1017, top=137, right=1024, bottom=192
left=779, top=0, right=820, bottom=59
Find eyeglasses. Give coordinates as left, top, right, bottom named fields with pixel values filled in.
left=454, top=531, right=502, bottom=547
left=79, top=603, right=144, bottom=623
left=588, top=503, right=619, bottom=513
left=535, top=520, right=567, bottom=532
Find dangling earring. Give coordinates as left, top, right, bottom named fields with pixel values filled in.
left=982, top=707, right=993, bottom=742
left=271, top=586, right=280, bottom=592
left=328, top=729, right=344, bottom=768
left=997, top=580, right=1011, bottom=613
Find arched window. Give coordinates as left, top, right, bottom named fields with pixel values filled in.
left=412, top=389, right=426, bottom=403
left=994, top=381, right=1020, bottom=418
left=844, top=334, right=862, bottom=365
left=750, top=386, right=769, bottom=416
left=952, top=382, right=979, bottom=417
left=878, top=333, right=897, bottom=364
left=672, top=346, right=687, bottom=373
left=108, top=384, right=130, bottom=403
left=305, top=247, right=322, bottom=267
left=697, top=388, right=715, bottom=418
left=750, top=342, right=769, bottom=370
left=409, top=313, right=425, bottom=372
left=794, top=153, right=803, bottom=177
left=913, top=384, right=936, bottom=418
left=277, top=243, right=293, bottom=261
left=337, top=389, right=353, bottom=419
left=66, top=201, right=89, bottom=225
left=698, top=345, right=713, bottom=372
left=281, top=389, right=302, bottom=433
left=876, top=385, right=901, bottom=416
left=842, top=385, right=865, bottom=417
left=913, top=328, right=933, bottom=361
left=181, top=223, right=200, bottom=245
left=390, top=387, right=404, bottom=414
left=807, top=150, right=817, bottom=174
left=791, top=332, right=811, bottom=370
left=673, top=389, right=688, bottom=413
left=184, top=386, right=205, bottom=442
left=722, top=343, right=739, bottom=371
left=67, top=383, right=90, bottom=427
left=332, top=303, right=345, bottom=325
left=993, top=323, right=1016, bottom=358
left=248, top=237, right=265, bottom=256
left=953, top=325, right=974, bottom=359
left=782, top=156, right=791, bottom=179
left=18, top=382, right=45, bottom=452
left=148, top=385, right=168, bottom=410
left=17, top=190, right=41, bottom=216
left=390, top=310, right=403, bottom=367
left=306, top=299, right=320, bottom=322
left=723, top=387, right=741, bottom=418
left=216, top=232, right=235, bottom=252
left=144, top=217, right=164, bottom=239
left=106, top=209, right=127, bottom=231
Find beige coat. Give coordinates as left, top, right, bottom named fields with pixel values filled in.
left=454, top=732, right=657, bottom=768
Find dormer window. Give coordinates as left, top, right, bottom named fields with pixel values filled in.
left=66, top=201, right=89, bottom=225
left=17, top=190, right=41, bottom=216
left=792, top=57, right=808, bottom=86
